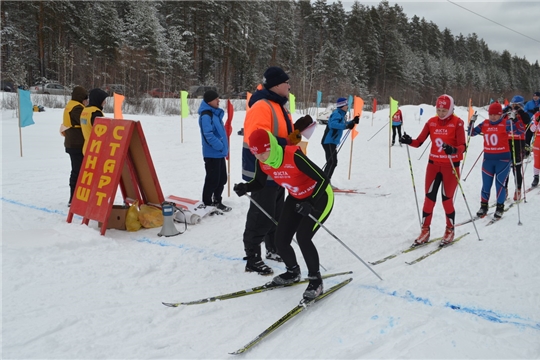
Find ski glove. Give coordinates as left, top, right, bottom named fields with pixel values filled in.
left=353, top=115, right=360, bottom=124
left=233, top=183, right=248, bottom=197
left=346, top=121, right=355, bottom=130
left=399, top=133, right=412, bottom=145
left=294, top=115, right=313, bottom=132
left=470, top=113, right=478, bottom=123
left=295, top=202, right=313, bottom=217
left=288, top=129, right=302, bottom=145
left=524, top=144, right=531, bottom=158
left=442, top=143, right=457, bottom=155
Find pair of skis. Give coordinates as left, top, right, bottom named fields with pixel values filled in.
left=163, top=271, right=353, bottom=354
left=369, top=232, right=470, bottom=266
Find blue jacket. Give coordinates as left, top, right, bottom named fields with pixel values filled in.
left=321, top=108, right=352, bottom=145
left=524, top=98, right=540, bottom=118
left=198, top=101, right=228, bottom=158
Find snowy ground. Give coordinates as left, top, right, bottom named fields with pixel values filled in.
left=2, top=96, right=539, bottom=359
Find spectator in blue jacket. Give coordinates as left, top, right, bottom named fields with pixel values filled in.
left=524, top=92, right=540, bottom=119
left=198, top=90, right=231, bottom=212
left=320, top=97, right=359, bottom=183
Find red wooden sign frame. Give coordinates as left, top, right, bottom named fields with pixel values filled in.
left=67, top=118, right=164, bottom=235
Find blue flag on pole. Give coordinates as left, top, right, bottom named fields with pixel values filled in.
left=348, top=95, right=353, bottom=108
left=19, top=89, right=35, bottom=127
left=316, top=91, right=322, bottom=108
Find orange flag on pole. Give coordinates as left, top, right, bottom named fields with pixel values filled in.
left=467, top=98, right=474, bottom=124
left=114, top=93, right=125, bottom=119
left=352, top=96, right=364, bottom=140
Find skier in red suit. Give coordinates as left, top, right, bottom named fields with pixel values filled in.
left=399, top=94, right=466, bottom=246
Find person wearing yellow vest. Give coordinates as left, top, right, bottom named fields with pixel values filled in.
left=80, top=88, right=109, bottom=155
left=234, top=129, right=333, bottom=300
left=62, top=86, right=87, bottom=206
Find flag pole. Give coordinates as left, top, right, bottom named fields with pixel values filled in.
left=389, top=99, right=392, bottom=168
left=348, top=134, right=354, bottom=180
left=18, top=90, right=23, bottom=157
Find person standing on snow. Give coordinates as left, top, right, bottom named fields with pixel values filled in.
left=239, top=66, right=313, bottom=275
left=80, top=88, right=109, bottom=155
left=320, top=97, right=359, bottom=184
left=468, top=102, right=512, bottom=219
left=399, top=94, right=466, bottom=247
left=391, top=108, right=403, bottom=146
left=524, top=91, right=540, bottom=119
left=61, top=86, right=88, bottom=206
left=197, top=90, right=231, bottom=212
left=502, top=95, right=531, bottom=201
left=528, top=110, right=540, bottom=188
left=234, top=129, right=333, bottom=300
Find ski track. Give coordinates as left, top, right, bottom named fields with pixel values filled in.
left=3, top=195, right=538, bottom=334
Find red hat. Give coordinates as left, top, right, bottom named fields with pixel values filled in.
left=436, top=94, right=454, bottom=119
left=436, top=94, right=452, bottom=110
left=249, top=129, right=271, bottom=155
left=488, top=102, right=503, bottom=115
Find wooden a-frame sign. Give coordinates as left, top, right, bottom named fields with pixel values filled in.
left=67, top=118, right=164, bottom=235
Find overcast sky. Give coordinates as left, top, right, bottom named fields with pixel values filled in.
left=341, top=1, right=540, bottom=65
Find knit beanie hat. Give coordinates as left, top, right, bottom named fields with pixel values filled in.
left=534, top=91, right=540, bottom=97
left=336, top=97, right=348, bottom=108
left=88, top=88, right=109, bottom=108
left=436, top=94, right=454, bottom=119
left=203, top=90, right=219, bottom=103
left=249, top=129, right=271, bottom=154
left=71, top=86, right=88, bottom=102
left=488, top=102, right=503, bottom=115
left=262, top=66, right=289, bottom=89
left=511, top=95, right=524, bottom=106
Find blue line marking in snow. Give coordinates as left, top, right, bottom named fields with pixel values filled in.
left=444, top=302, right=540, bottom=331
left=133, top=236, right=244, bottom=262
left=361, top=285, right=432, bottom=306
left=2, top=197, right=69, bottom=216
left=361, top=285, right=539, bottom=331
left=5, top=197, right=540, bottom=331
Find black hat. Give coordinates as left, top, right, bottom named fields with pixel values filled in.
left=262, top=66, right=289, bottom=89
left=88, top=88, right=109, bottom=108
left=71, top=86, right=88, bottom=102
left=203, top=90, right=219, bottom=103
left=534, top=91, right=540, bottom=97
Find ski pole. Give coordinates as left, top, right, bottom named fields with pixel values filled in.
left=244, top=193, right=327, bottom=272
left=306, top=213, right=383, bottom=281
left=405, top=144, right=423, bottom=230
left=417, top=140, right=431, bottom=160
left=509, top=121, right=522, bottom=225
left=367, top=122, right=388, bottom=141
left=521, top=122, right=535, bottom=203
left=463, top=150, right=483, bottom=181
left=448, top=155, right=482, bottom=241
left=461, top=111, right=478, bottom=171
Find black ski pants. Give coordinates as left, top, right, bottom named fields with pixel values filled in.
left=275, top=188, right=333, bottom=276
left=202, top=157, right=227, bottom=206
left=243, top=185, right=284, bottom=258
left=65, top=147, right=84, bottom=203
left=392, top=125, right=402, bottom=144
left=322, top=143, right=338, bottom=180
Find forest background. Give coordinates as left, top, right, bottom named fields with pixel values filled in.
left=1, top=0, right=540, bottom=111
